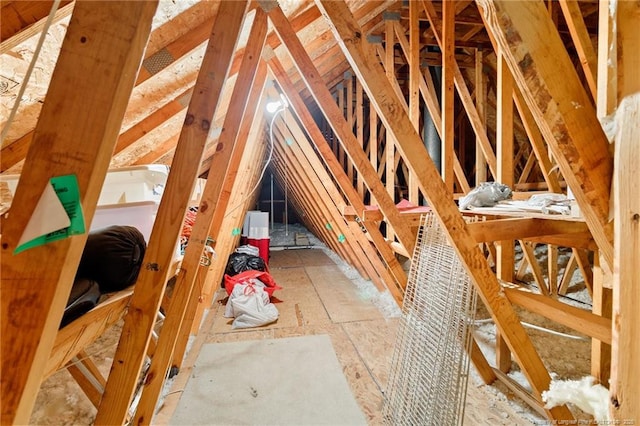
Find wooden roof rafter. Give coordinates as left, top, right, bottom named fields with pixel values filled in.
left=267, top=2, right=418, bottom=256
left=477, top=0, right=613, bottom=270
left=315, top=0, right=575, bottom=420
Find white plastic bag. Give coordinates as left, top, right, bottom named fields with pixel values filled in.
left=459, top=182, right=512, bottom=210
left=224, top=280, right=278, bottom=329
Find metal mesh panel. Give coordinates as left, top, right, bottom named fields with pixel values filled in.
left=142, top=47, right=174, bottom=76
left=383, top=213, right=477, bottom=426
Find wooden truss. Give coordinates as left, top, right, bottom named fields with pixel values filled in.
left=1, top=0, right=638, bottom=424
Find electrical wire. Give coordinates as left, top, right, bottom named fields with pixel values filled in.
left=223, top=105, right=284, bottom=218
left=1, top=0, right=62, bottom=143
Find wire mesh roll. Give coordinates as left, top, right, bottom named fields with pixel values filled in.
left=383, top=213, right=477, bottom=425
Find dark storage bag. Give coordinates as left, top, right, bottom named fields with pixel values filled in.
left=60, top=278, right=101, bottom=328
left=224, top=252, right=267, bottom=277
left=76, top=225, right=147, bottom=293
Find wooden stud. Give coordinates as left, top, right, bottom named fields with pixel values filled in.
left=315, top=2, right=573, bottom=419
left=475, top=48, right=487, bottom=185
left=0, top=2, right=157, bottom=423
left=519, top=241, right=550, bottom=296
left=346, top=72, right=355, bottom=183
left=65, top=353, right=107, bottom=409
left=557, top=0, right=598, bottom=100
left=596, top=0, right=617, bottom=119
left=591, top=252, right=612, bottom=387
left=547, top=244, right=559, bottom=295
left=495, top=50, right=515, bottom=373
left=441, top=0, right=455, bottom=195
left=610, top=93, right=640, bottom=422
left=182, top=84, right=269, bottom=340
left=355, top=79, right=365, bottom=197
left=617, top=1, right=640, bottom=99
left=384, top=18, right=398, bottom=242
left=408, top=0, right=420, bottom=203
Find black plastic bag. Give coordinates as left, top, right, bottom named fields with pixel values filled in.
left=224, top=252, right=267, bottom=277
left=60, top=278, right=101, bottom=328
left=76, top=225, right=147, bottom=293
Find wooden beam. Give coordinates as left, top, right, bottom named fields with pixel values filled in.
left=0, top=2, right=157, bottom=423
left=180, top=74, right=268, bottom=345
left=408, top=0, right=420, bottom=203
left=478, top=0, right=614, bottom=271
left=94, top=2, right=249, bottom=423
left=0, top=1, right=74, bottom=54
left=315, top=1, right=573, bottom=419
left=0, top=4, right=320, bottom=174
left=557, top=0, right=598, bottom=100
left=610, top=93, right=640, bottom=422
left=441, top=0, right=455, bottom=194
left=384, top=17, right=397, bottom=245
left=596, top=0, right=617, bottom=118
left=66, top=353, right=107, bottom=409
left=44, top=290, right=132, bottom=378
left=133, top=10, right=267, bottom=425
left=267, top=5, right=417, bottom=255
left=475, top=48, right=487, bottom=185
left=617, top=1, right=640, bottom=99
left=503, top=285, right=611, bottom=344
left=268, top=57, right=408, bottom=294
left=495, top=50, right=515, bottom=372
left=420, top=0, right=498, bottom=180
left=466, top=218, right=590, bottom=243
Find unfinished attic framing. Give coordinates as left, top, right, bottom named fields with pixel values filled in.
left=1, top=0, right=638, bottom=424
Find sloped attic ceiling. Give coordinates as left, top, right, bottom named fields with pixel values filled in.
left=2, top=0, right=637, bottom=424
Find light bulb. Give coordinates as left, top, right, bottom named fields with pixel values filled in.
left=265, top=101, right=282, bottom=113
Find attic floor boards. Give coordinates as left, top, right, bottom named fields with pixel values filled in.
left=161, top=248, right=537, bottom=426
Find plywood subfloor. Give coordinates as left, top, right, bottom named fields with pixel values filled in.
left=158, top=248, right=537, bottom=425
